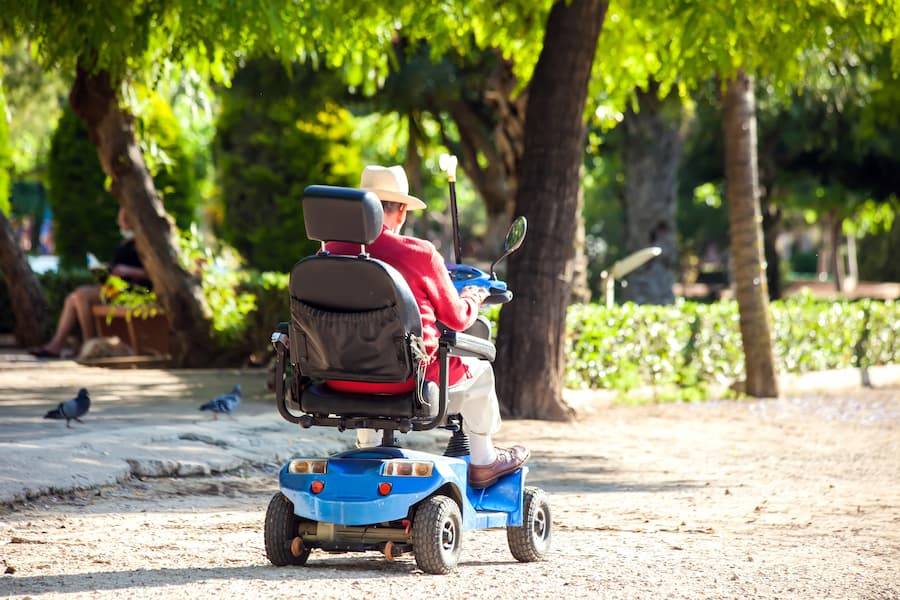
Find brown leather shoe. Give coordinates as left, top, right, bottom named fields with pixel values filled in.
left=468, top=446, right=530, bottom=489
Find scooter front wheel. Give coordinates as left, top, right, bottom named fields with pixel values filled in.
left=507, top=487, right=551, bottom=562
left=264, top=492, right=311, bottom=566
left=412, top=495, right=463, bottom=574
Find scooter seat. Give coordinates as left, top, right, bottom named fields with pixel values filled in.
left=301, top=383, right=436, bottom=419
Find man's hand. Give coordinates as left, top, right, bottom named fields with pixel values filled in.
left=460, top=285, right=490, bottom=305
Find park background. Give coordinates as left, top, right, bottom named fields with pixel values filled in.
left=0, top=1, right=898, bottom=419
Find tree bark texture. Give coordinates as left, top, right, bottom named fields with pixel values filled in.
left=570, top=179, right=591, bottom=303
left=620, top=84, right=684, bottom=304
left=0, top=210, right=50, bottom=347
left=436, top=57, right=526, bottom=258
left=761, top=196, right=782, bottom=300
left=496, top=0, right=608, bottom=420
left=758, top=137, right=781, bottom=300
left=69, top=66, right=213, bottom=365
left=829, top=209, right=845, bottom=292
left=722, top=72, right=779, bottom=398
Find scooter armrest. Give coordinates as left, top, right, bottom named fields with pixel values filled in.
left=440, top=330, right=496, bottom=362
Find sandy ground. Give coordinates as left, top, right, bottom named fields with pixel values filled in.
left=1, top=388, right=899, bottom=599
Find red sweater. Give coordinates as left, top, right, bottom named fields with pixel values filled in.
left=325, top=225, right=478, bottom=393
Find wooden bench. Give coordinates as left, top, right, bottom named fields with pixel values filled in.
left=90, top=305, right=171, bottom=356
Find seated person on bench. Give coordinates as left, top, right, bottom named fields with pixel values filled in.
left=325, top=165, right=529, bottom=488
left=30, top=207, right=150, bottom=358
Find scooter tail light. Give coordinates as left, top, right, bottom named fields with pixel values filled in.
left=288, top=459, right=328, bottom=474
left=382, top=460, right=434, bottom=477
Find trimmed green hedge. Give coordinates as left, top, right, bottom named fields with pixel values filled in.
left=561, top=296, right=899, bottom=392
left=3, top=269, right=897, bottom=392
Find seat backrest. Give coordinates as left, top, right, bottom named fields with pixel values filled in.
left=289, top=186, right=423, bottom=383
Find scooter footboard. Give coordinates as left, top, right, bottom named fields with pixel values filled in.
left=464, top=467, right=526, bottom=528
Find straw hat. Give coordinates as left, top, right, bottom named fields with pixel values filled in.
left=359, top=165, right=426, bottom=210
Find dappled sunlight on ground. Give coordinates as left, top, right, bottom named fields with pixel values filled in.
left=0, top=353, right=271, bottom=443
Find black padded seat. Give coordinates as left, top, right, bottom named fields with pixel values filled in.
left=301, top=384, right=417, bottom=418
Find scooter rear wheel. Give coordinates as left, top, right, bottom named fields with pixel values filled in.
left=412, top=495, right=463, bottom=574
left=265, top=492, right=311, bottom=566
left=507, top=487, right=551, bottom=562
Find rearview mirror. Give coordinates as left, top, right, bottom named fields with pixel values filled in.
left=503, top=216, right=527, bottom=254
left=491, top=216, right=527, bottom=278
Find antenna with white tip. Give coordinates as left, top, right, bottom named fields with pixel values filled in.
left=439, top=153, right=462, bottom=264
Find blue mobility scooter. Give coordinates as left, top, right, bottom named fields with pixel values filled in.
left=266, top=185, right=550, bottom=574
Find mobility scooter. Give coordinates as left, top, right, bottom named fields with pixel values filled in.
left=265, top=183, right=550, bottom=574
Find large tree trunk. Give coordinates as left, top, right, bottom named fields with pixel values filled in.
left=496, top=0, right=608, bottom=420
left=620, top=83, right=684, bottom=304
left=436, top=58, right=525, bottom=259
left=722, top=72, right=779, bottom=398
left=0, top=211, right=50, bottom=347
left=69, top=66, right=213, bottom=365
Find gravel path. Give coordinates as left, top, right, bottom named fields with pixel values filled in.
left=2, top=388, right=898, bottom=599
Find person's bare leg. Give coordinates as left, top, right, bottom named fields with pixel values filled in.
left=39, top=285, right=101, bottom=355
left=42, top=293, right=79, bottom=353
left=71, top=285, right=101, bottom=341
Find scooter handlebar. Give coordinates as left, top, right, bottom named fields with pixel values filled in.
left=483, top=289, right=513, bottom=305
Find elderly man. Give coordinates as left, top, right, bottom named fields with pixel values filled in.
left=325, top=165, right=528, bottom=488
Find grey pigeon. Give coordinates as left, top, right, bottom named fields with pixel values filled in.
left=199, top=385, right=241, bottom=419
left=44, top=388, right=91, bottom=428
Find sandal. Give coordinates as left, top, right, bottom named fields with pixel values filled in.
left=28, top=347, right=61, bottom=359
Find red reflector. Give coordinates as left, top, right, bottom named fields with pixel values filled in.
left=378, top=482, right=392, bottom=496
left=310, top=480, right=325, bottom=494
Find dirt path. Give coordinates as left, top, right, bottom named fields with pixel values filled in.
left=2, top=389, right=898, bottom=599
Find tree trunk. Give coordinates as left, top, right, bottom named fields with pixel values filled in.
left=436, top=58, right=525, bottom=259
left=570, top=173, right=591, bottom=303
left=758, top=134, right=781, bottom=300
left=69, top=66, right=213, bottom=365
left=829, top=209, right=844, bottom=292
left=496, top=0, right=608, bottom=420
left=404, top=113, right=428, bottom=239
left=761, top=196, right=782, bottom=300
left=620, top=83, right=683, bottom=304
left=0, top=210, right=50, bottom=347
left=722, top=71, right=779, bottom=398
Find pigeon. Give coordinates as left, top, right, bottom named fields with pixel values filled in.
left=199, top=385, right=241, bottom=419
left=44, top=388, right=91, bottom=428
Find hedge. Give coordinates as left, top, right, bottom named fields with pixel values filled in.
left=560, top=296, right=899, bottom=392
left=2, top=270, right=897, bottom=395
left=239, top=282, right=897, bottom=392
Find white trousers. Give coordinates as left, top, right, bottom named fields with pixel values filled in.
left=356, top=357, right=502, bottom=446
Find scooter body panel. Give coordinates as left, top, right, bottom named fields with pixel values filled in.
left=279, top=447, right=526, bottom=530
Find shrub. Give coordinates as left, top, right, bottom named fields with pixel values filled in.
left=48, top=99, right=198, bottom=269
left=4, top=265, right=896, bottom=387
left=214, top=58, right=362, bottom=272
left=48, top=107, right=120, bottom=269
left=244, top=283, right=897, bottom=391
left=136, top=90, right=199, bottom=229
left=561, top=295, right=899, bottom=392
